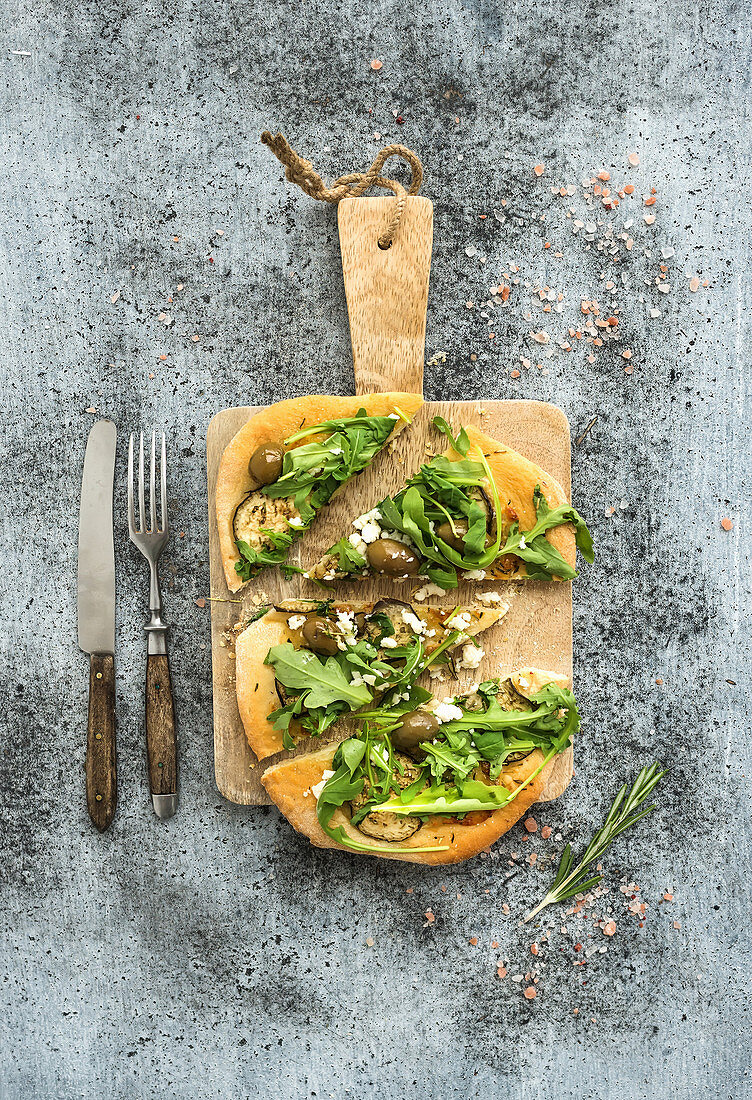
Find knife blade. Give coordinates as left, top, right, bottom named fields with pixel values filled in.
left=77, top=420, right=117, bottom=832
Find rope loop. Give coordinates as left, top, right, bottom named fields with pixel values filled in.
left=260, top=131, right=423, bottom=247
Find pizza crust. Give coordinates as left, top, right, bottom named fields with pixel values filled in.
left=235, top=601, right=508, bottom=761
left=261, top=744, right=552, bottom=866
left=215, top=392, right=424, bottom=591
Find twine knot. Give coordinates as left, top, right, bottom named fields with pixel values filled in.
left=260, top=131, right=423, bottom=247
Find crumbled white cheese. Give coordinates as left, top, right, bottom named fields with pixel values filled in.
left=329, top=446, right=343, bottom=455
left=348, top=531, right=368, bottom=553
left=413, top=582, right=448, bottom=601
left=457, top=642, right=485, bottom=670
left=335, top=609, right=358, bottom=646
left=288, top=517, right=305, bottom=528
left=361, top=673, right=379, bottom=686
left=462, top=569, right=487, bottom=581
left=359, top=521, right=382, bottom=544
left=388, top=413, right=400, bottom=419
left=380, top=636, right=399, bottom=648
left=401, top=608, right=427, bottom=635
left=428, top=667, right=447, bottom=681
left=311, top=770, right=335, bottom=801
left=287, top=615, right=307, bottom=630
left=434, top=701, right=464, bottom=723
left=446, top=611, right=472, bottom=631
left=519, top=535, right=527, bottom=550
left=352, top=507, right=383, bottom=530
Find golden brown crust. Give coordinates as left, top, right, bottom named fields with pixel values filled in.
left=235, top=602, right=507, bottom=761
left=460, top=424, right=575, bottom=578
left=261, top=745, right=553, bottom=866
left=235, top=617, right=290, bottom=760
left=215, top=392, right=423, bottom=591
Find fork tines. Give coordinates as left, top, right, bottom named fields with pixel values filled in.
left=128, top=431, right=168, bottom=537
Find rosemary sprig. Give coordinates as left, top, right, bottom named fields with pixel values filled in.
left=523, top=762, right=666, bottom=924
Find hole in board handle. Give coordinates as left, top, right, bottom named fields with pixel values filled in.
left=378, top=239, right=392, bottom=250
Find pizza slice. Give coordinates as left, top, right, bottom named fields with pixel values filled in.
left=215, top=392, right=423, bottom=591
left=261, top=668, right=577, bottom=865
left=307, top=417, right=593, bottom=590
left=235, top=596, right=509, bottom=761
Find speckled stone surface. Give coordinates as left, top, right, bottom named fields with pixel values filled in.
left=1, top=2, right=749, bottom=1097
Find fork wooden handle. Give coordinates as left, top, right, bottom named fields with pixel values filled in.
left=86, top=654, right=117, bottom=832
left=146, top=653, right=178, bottom=816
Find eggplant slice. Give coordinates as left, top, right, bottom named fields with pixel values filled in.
left=495, top=678, right=534, bottom=762
left=351, top=754, right=423, bottom=841
left=233, top=491, right=302, bottom=552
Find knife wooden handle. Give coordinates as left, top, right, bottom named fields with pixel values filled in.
left=86, top=653, right=117, bottom=832
left=146, top=654, right=178, bottom=800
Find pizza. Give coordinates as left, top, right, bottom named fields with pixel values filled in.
left=307, top=417, right=592, bottom=589
left=261, top=668, right=578, bottom=865
left=215, top=392, right=423, bottom=591
left=235, top=597, right=508, bottom=760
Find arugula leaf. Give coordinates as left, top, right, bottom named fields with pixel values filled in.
left=265, top=643, right=372, bottom=709
left=432, top=416, right=471, bottom=457
left=422, top=729, right=481, bottom=782
left=499, top=484, right=594, bottom=580
left=327, top=536, right=367, bottom=574
left=376, top=779, right=515, bottom=817
left=234, top=533, right=295, bottom=582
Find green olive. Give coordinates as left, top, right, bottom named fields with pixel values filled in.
left=366, top=538, right=421, bottom=576
left=248, top=443, right=285, bottom=486
left=301, top=616, right=340, bottom=656
left=436, top=519, right=468, bottom=552
left=392, top=710, right=440, bottom=756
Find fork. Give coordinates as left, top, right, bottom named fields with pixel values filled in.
left=128, top=431, right=178, bottom=820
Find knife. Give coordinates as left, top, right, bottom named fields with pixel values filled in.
left=77, top=420, right=117, bottom=832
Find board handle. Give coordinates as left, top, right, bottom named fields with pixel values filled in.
left=338, top=195, right=433, bottom=397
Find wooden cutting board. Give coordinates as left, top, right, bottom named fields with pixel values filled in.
left=206, top=196, right=574, bottom=806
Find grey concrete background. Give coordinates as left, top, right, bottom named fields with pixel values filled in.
left=1, top=1, right=749, bottom=1097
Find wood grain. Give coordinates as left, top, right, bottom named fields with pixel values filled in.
left=339, top=197, right=433, bottom=396
left=85, top=653, right=117, bottom=832
left=145, top=654, right=178, bottom=796
left=207, top=400, right=574, bottom=806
